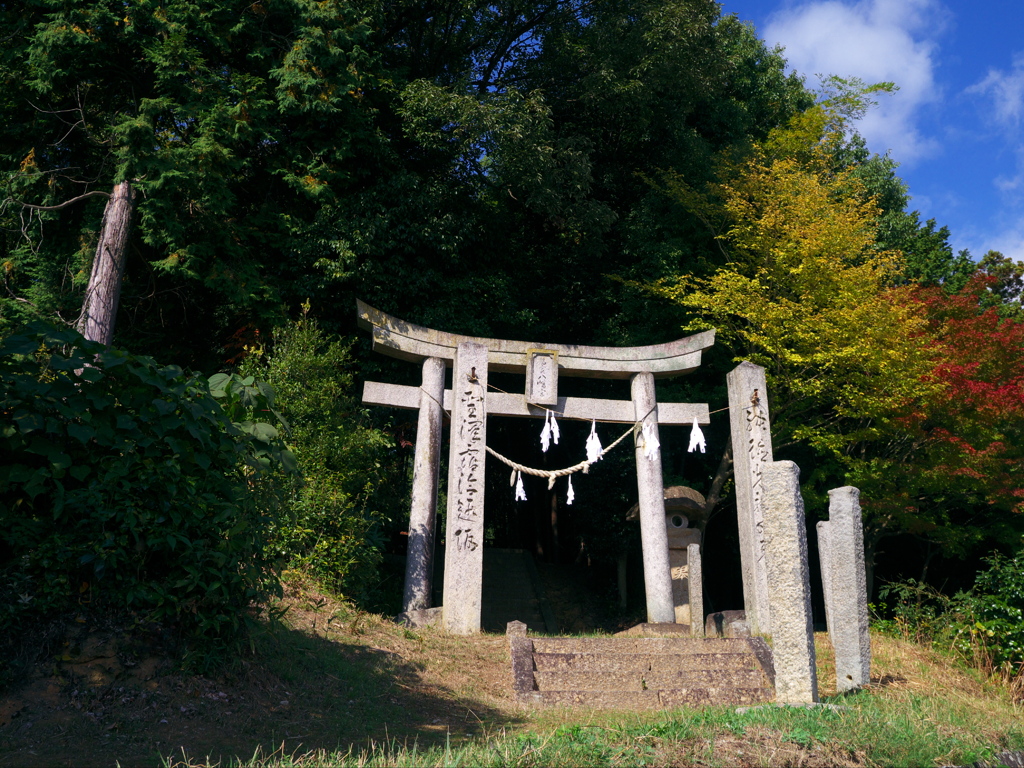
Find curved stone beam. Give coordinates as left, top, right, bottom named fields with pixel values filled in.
left=357, top=300, right=715, bottom=379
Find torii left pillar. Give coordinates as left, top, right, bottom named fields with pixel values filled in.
left=402, top=357, right=445, bottom=612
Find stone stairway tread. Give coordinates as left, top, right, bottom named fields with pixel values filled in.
left=524, top=687, right=773, bottom=709
left=509, top=623, right=776, bottom=709
left=532, top=651, right=761, bottom=673
left=531, top=637, right=761, bottom=654
left=533, top=668, right=770, bottom=691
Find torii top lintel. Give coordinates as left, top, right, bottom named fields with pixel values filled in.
left=357, top=300, right=715, bottom=380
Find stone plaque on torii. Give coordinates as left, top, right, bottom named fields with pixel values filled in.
left=357, top=300, right=715, bottom=634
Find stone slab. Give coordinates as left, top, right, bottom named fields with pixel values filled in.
left=728, top=362, right=773, bottom=635
left=531, top=637, right=761, bottom=655
left=358, top=299, right=714, bottom=379
left=394, top=606, right=442, bottom=629
left=825, top=486, right=871, bottom=692
left=705, top=610, right=747, bottom=638
left=441, top=343, right=489, bottom=634
left=533, top=669, right=770, bottom=692
left=762, top=460, right=818, bottom=704
left=689, top=543, right=705, bottom=638
left=362, top=381, right=710, bottom=425
left=524, top=687, right=772, bottom=709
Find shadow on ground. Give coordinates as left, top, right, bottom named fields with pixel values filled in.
left=0, top=613, right=523, bottom=767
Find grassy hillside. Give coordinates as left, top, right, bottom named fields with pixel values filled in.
left=1, top=574, right=1022, bottom=768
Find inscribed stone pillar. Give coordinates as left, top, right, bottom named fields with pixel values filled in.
left=727, top=362, right=773, bottom=635
left=442, top=342, right=489, bottom=634
left=762, top=460, right=818, bottom=705
left=631, top=372, right=675, bottom=624
left=402, top=356, right=446, bottom=613
left=688, top=543, right=705, bottom=638
left=824, top=486, right=872, bottom=692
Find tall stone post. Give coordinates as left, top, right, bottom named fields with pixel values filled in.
left=823, top=487, right=871, bottom=692
left=688, top=543, right=705, bottom=638
left=442, top=343, right=489, bottom=634
left=631, top=372, right=675, bottom=624
left=402, top=357, right=446, bottom=613
left=763, top=461, right=818, bottom=704
left=727, top=362, right=773, bottom=635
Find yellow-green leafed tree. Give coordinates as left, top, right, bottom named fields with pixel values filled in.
left=652, top=98, right=939, bottom=480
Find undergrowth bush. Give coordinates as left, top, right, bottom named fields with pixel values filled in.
left=239, top=310, right=396, bottom=602
left=0, top=322, right=295, bottom=674
left=875, top=550, right=1024, bottom=686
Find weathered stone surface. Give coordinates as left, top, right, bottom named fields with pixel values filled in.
left=632, top=372, right=675, bottom=624
left=394, top=606, right=443, bottom=629
left=533, top=668, right=769, bottom=692
left=705, top=610, right=747, bottom=638
left=728, top=362, right=773, bottom=635
left=824, top=487, right=871, bottom=692
left=363, top=381, right=710, bottom=425
left=403, top=356, right=446, bottom=613
left=762, top=461, right=818, bottom=704
left=442, top=342, right=489, bottom=635
left=725, top=620, right=751, bottom=639
left=357, top=299, right=715, bottom=379
left=667, top=524, right=700, bottom=626
left=507, top=621, right=535, bottom=696
left=689, top=543, right=705, bottom=638
left=531, top=636, right=766, bottom=657
left=816, top=520, right=836, bottom=638
left=525, top=350, right=558, bottom=405
left=616, top=623, right=692, bottom=637
left=516, top=636, right=776, bottom=709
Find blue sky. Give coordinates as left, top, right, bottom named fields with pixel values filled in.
left=721, top=0, right=1024, bottom=262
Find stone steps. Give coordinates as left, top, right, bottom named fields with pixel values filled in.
left=509, top=624, right=775, bottom=709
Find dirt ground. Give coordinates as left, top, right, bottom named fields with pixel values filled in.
left=0, top=578, right=521, bottom=768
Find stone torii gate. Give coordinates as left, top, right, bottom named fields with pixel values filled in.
left=357, top=300, right=715, bottom=634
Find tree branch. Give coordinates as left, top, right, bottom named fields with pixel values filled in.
left=11, top=190, right=111, bottom=211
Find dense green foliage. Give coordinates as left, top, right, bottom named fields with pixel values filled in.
left=0, top=0, right=375, bottom=356
left=239, top=312, right=396, bottom=600
left=877, top=551, right=1024, bottom=675
left=0, top=323, right=292, bottom=669
left=1, top=0, right=1022, bottom=629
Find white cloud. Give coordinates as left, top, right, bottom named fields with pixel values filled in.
left=967, top=53, right=1024, bottom=129
left=761, top=0, right=944, bottom=164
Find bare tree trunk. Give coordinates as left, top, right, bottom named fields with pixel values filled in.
left=78, top=181, right=137, bottom=346
left=698, top=442, right=733, bottom=538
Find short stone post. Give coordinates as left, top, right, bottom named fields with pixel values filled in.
left=688, top=543, right=705, bottom=638
left=763, top=460, right=818, bottom=704
left=666, top=514, right=700, bottom=625
left=442, top=342, right=489, bottom=634
left=822, top=486, right=871, bottom=692
left=631, top=372, right=675, bottom=624
left=727, top=362, right=773, bottom=635
left=403, top=356, right=446, bottom=613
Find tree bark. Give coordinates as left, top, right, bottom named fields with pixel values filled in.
left=77, top=181, right=137, bottom=346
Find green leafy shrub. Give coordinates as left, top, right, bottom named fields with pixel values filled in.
left=876, top=551, right=1024, bottom=678
left=239, top=313, right=395, bottom=602
left=239, top=312, right=395, bottom=601
left=0, top=322, right=293, bottom=670
left=952, top=553, right=1024, bottom=671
